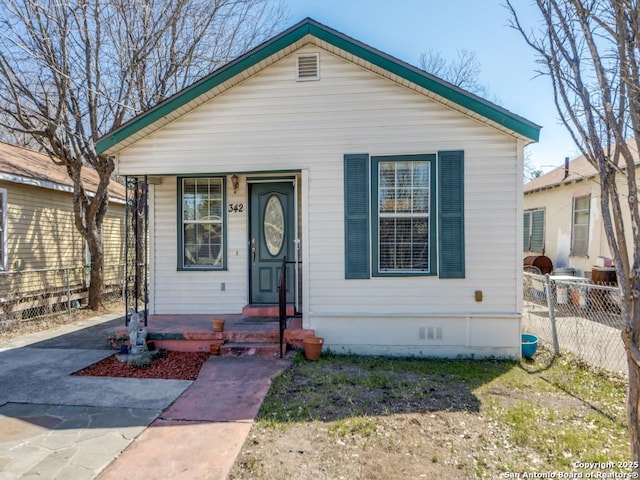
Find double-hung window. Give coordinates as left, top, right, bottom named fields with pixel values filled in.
left=178, top=177, right=225, bottom=269
left=373, top=155, right=435, bottom=275
left=571, top=194, right=590, bottom=256
left=344, top=151, right=464, bottom=279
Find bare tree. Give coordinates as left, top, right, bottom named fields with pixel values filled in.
left=419, top=48, right=491, bottom=98
left=524, top=149, right=543, bottom=182
left=507, top=0, right=640, bottom=464
left=0, top=0, right=287, bottom=309
left=0, top=117, right=40, bottom=150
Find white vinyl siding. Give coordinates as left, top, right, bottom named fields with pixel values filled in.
left=151, top=175, right=247, bottom=313
left=119, top=45, right=522, bottom=324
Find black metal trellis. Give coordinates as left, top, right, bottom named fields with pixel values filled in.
left=124, top=176, right=149, bottom=326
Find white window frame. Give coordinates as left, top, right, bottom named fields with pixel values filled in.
left=375, top=157, right=432, bottom=275
left=571, top=194, right=590, bottom=257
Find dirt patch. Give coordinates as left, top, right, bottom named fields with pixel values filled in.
left=233, top=409, right=503, bottom=479
left=228, top=352, right=629, bottom=480
left=73, top=351, right=209, bottom=380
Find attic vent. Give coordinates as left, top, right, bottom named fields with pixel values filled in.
left=296, top=53, right=320, bottom=81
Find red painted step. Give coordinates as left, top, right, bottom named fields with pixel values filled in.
left=220, top=342, right=284, bottom=357
left=105, top=313, right=313, bottom=355
left=242, top=304, right=296, bottom=317
left=223, top=330, right=280, bottom=343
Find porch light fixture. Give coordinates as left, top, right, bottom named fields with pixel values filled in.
left=231, top=174, right=239, bottom=194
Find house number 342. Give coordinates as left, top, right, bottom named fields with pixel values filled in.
left=228, top=203, right=244, bottom=213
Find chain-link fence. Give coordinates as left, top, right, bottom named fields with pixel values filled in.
left=0, top=263, right=126, bottom=330
left=523, top=271, right=627, bottom=376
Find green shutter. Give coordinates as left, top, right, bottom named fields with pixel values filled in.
left=344, top=154, right=370, bottom=279
left=531, top=210, right=545, bottom=252
left=523, top=211, right=531, bottom=250
left=438, top=150, right=465, bottom=278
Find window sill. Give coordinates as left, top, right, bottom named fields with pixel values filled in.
left=178, top=267, right=226, bottom=272
left=372, top=271, right=436, bottom=278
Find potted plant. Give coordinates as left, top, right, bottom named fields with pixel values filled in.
left=303, top=337, right=324, bottom=361
left=212, top=318, right=225, bottom=332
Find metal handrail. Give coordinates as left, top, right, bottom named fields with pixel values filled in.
left=278, top=256, right=287, bottom=358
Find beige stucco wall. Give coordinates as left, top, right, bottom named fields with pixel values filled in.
left=524, top=173, right=637, bottom=277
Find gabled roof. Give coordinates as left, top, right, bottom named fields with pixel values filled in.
left=0, top=142, right=126, bottom=201
left=524, top=140, right=640, bottom=194
left=97, top=18, right=541, bottom=155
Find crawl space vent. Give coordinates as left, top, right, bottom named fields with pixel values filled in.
left=296, top=53, right=320, bottom=81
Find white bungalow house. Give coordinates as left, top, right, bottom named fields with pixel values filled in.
left=97, top=18, right=540, bottom=358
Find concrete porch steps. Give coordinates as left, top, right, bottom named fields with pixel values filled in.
left=242, top=304, right=296, bottom=317
left=224, top=329, right=279, bottom=344
left=220, top=342, right=283, bottom=357
left=105, top=313, right=314, bottom=357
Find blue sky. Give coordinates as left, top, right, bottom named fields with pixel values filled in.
left=286, top=0, right=578, bottom=173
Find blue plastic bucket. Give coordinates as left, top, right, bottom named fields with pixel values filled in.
left=521, top=333, right=539, bottom=358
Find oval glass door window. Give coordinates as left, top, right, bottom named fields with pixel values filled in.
left=264, top=195, right=285, bottom=256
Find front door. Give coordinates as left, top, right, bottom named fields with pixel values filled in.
left=249, top=182, right=295, bottom=304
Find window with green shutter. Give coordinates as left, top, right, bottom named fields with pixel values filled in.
left=344, top=154, right=370, bottom=279
left=523, top=211, right=531, bottom=250
left=437, top=150, right=465, bottom=278
left=371, top=155, right=436, bottom=276
left=523, top=208, right=545, bottom=252
left=344, top=151, right=465, bottom=279
left=531, top=210, right=544, bottom=252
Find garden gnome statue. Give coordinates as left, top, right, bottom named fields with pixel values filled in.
left=128, top=307, right=147, bottom=355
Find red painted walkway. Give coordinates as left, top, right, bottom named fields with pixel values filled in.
left=98, top=355, right=291, bottom=480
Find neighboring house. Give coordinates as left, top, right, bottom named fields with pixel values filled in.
left=523, top=142, right=639, bottom=278
left=97, top=18, right=540, bottom=358
left=0, top=142, right=126, bottom=312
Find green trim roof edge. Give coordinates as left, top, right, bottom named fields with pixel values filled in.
left=96, top=18, right=540, bottom=154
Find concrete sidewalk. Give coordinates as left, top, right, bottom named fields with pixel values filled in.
left=0, top=313, right=291, bottom=479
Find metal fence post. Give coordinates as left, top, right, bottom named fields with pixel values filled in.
left=544, top=274, right=560, bottom=355
left=66, top=267, right=71, bottom=315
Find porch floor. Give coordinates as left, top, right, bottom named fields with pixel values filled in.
left=105, top=313, right=314, bottom=356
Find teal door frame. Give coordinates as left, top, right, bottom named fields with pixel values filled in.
left=249, top=181, right=296, bottom=305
